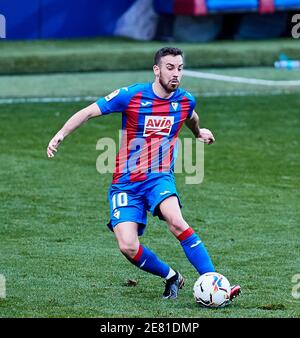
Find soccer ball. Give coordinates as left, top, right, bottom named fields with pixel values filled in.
left=193, top=272, right=231, bottom=308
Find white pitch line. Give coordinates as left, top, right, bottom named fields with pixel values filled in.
left=200, top=89, right=295, bottom=97
left=0, top=90, right=297, bottom=105
left=184, top=69, right=300, bottom=86
left=0, top=96, right=98, bottom=104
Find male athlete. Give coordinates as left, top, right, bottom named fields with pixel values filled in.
left=47, top=47, right=241, bottom=302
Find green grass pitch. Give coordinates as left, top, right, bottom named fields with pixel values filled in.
left=0, top=70, right=299, bottom=318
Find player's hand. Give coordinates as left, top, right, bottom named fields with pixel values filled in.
left=47, top=131, right=64, bottom=158
left=197, top=128, right=215, bottom=145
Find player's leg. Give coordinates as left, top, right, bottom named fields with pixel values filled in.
left=108, top=183, right=182, bottom=298
left=112, top=221, right=176, bottom=281
left=159, top=196, right=215, bottom=274
left=159, top=197, right=241, bottom=302
left=113, top=221, right=140, bottom=259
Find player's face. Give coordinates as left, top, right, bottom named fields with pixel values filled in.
left=156, top=55, right=183, bottom=93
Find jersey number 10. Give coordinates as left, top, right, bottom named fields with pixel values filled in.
left=112, top=193, right=128, bottom=210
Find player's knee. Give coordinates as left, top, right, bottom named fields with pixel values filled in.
left=167, top=215, right=188, bottom=234
left=118, top=241, right=139, bottom=259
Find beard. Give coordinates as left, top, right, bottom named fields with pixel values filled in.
left=159, top=76, right=180, bottom=93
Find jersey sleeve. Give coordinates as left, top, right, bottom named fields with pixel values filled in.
left=96, top=87, right=131, bottom=115
left=186, top=92, right=196, bottom=119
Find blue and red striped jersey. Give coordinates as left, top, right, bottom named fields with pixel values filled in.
left=96, top=83, right=196, bottom=184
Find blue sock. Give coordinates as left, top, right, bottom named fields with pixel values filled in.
left=178, top=228, right=215, bottom=274
left=131, top=245, right=170, bottom=278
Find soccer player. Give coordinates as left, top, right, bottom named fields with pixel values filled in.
left=47, top=47, right=241, bottom=301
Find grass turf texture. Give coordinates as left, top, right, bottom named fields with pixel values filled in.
left=0, top=93, right=299, bottom=317
left=1, top=67, right=300, bottom=100
left=1, top=38, right=300, bottom=74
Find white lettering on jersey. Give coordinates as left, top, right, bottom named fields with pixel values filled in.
left=105, top=89, right=120, bottom=101
left=143, top=116, right=174, bottom=137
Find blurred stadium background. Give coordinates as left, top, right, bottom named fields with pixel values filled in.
left=0, top=0, right=299, bottom=318
left=1, top=0, right=300, bottom=41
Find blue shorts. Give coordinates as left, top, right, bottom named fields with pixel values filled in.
left=107, top=174, right=182, bottom=236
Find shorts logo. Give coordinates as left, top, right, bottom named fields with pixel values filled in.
left=105, top=89, right=120, bottom=102
left=113, top=209, right=120, bottom=219
left=143, top=116, right=174, bottom=137
left=160, top=190, right=171, bottom=195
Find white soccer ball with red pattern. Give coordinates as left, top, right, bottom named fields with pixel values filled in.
left=193, top=272, right=231, bottom=308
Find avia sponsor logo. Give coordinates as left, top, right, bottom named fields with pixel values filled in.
left=143, top=116, right=174, bottom=137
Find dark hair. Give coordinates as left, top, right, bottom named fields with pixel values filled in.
left=154, top=47, right=184, bottom=66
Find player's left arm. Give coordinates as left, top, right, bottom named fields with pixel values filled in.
left=185, top=110, right=215, bottom=145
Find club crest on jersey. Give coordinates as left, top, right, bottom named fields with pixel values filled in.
left=143, top=116, right=174, bottom=137
left=105, top=89, right=120, bottom=101
left=171, top=102, right=178, bottom=111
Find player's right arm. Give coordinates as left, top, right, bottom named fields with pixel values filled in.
left=47, top=102, right=102, bottom=158
left=47, top=86, right=135, bottom=158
